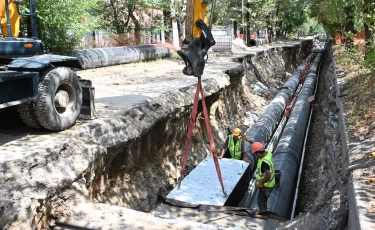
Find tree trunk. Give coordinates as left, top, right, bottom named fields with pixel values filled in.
left=246, top=1, right=251, bottom=46
left=364, top=0, right=374, bottom=59
left=270, top=27, right=273, bottom=43
left=129, top=11, right=141, bottom=45
left=163, top=10, right=171, bottom=35
left=267, top=15, right=272, bottom=43
left=110, top=0, right=121, bottom=34
left=275, top=5, right=281, bottom=40
left=233, top=21, right=238, bottom=38
left=276, top=21, right=283, bottom=39
left=344, top=4, right=355, bottom=50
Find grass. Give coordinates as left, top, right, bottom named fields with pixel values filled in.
left=335, top=46, right=375, bottom=139
left=170, top=52, right=182, bottom=61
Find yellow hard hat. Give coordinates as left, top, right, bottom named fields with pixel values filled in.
left=232, top=128, right=241, bottom=136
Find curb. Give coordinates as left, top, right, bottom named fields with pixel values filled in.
left=333, top=53, right=374, bottom=230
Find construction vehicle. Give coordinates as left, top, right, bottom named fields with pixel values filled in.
left=0, top=0, right=95, bottom=131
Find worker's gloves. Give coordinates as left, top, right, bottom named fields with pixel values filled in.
left=257, top=181, right=264, bottom=189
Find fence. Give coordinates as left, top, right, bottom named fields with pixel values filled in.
left=212, top=35, right=232, bottom=52
left=81, top=30, right=171, bottom=49
left=212, top=28, right=233, bottom=52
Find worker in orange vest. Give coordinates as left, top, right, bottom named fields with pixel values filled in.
left=218, top=128, right=253, bottom=162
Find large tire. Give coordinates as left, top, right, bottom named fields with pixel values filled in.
left=34, top=67, right=82, bottom=131
left=17, top=102, right=43, bottom=129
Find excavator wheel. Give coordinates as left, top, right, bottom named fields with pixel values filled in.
left=17, top=102, right=43, bottom=129
left=33, top=67, right=82, bottom=131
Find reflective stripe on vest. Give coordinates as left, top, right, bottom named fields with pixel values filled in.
left=228, top=135, right=242, bottom=160
left=256, top=151, right=275, bottom=188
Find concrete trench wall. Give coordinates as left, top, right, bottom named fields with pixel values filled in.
left=0, top=40, right=313, bottom=229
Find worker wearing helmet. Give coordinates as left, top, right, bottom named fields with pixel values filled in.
left=252, top=142, right=275, bottom=212
left=218, top=128, right=253, bottom=162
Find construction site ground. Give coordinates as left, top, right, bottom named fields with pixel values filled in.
left=0, top=39, right=371, bottom=229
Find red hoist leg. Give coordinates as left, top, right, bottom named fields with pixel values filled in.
left=179, top=76, right=226, bottom=196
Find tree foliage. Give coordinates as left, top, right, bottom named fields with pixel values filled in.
left=215, top=0, right=309, bottom=39
left=25, top=0, right=375, bottom=56
left=34, top=0, right=101, bottom=51
left=99, top=0, right=171, bottom=43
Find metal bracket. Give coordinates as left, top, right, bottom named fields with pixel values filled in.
left=79, top=79, right=97, bottom=120
left=177, top=19, right=216, bottom=77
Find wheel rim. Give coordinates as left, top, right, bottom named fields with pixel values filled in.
left=53, top=82, right=77, bottom=118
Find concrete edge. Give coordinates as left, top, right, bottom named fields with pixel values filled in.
left=333, top=53, right=366, bottom=230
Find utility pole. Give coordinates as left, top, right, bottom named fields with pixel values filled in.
left=246, top=0, right=250, bottom=46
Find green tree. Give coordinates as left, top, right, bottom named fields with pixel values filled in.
left=100, top=0, right=170, bottom=44
left=34, top=0, right=101, bottom=51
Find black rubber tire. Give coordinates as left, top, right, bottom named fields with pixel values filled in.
left=34, top=67, right=82, bottom=131
left=17, top=102, right=43, bottom=129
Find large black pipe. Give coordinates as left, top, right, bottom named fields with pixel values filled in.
left=249, top=39, right=269, bottom=47
left=244, top=53, right=315, bottom=167
left=267, top=53, right=323, bottom=218
left=68, top=45, right=173, bottom=70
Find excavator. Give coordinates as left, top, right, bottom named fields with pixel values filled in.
left=0, top=0, right=95, bottom=131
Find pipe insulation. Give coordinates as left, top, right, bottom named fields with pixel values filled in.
left=249, top=39, right=269, bottom=46
left=68, top=45, right=173, bottom=70
left=244, top=53, right=315, bottom=167
left=267, top=53, right=323, bottom=218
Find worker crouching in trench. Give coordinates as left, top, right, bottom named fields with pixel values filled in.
left=218, top=128, right=253, bottom=162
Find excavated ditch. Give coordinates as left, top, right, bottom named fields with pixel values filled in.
left=7, top=41, right=318, bottom=229
left=282, top=42, right=348, bottom=229
left=78, top=44, right=312, bottom=214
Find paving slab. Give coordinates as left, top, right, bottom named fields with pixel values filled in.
left=166, top=157, right=250, bottom=206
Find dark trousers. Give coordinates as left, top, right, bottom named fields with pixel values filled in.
left=223, top=149, right=243, bottom=160
left=258, top=187, right=273, bottom=212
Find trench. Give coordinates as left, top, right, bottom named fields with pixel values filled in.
left=45, top=40, right=348, bottom=229
left=72, top=45, right=308, bottom=212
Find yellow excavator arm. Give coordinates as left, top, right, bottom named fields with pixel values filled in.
left=178, top=0, right=216, bottom=77
left=0, top=0, right=20, bottom=37
left=185, top=0, right=209, bottom=41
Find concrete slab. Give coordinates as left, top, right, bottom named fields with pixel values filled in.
left=166, top=156, right=250, bottom=206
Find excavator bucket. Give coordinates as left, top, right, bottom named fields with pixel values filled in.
left=178, top=0, right=215, bottom=77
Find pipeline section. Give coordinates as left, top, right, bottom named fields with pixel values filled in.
left=290, top=47, right=325, bottom=219
left=267, top=52, right=324, bottom=218
left=66, top=45, right=173, bottom=70
left=245, top=53, right=315, bottom=167
left=249, top=39, right=269, bottom=47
